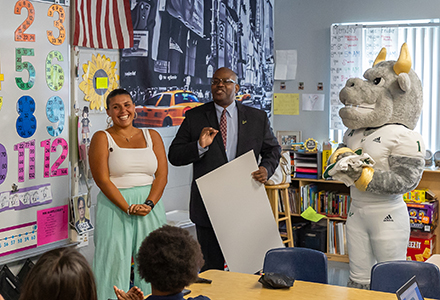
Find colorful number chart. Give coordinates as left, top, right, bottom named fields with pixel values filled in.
left=0, top=0, right=70, bottom=260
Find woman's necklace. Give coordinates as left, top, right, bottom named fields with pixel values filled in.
left=114, top=129, right=139, bottom=142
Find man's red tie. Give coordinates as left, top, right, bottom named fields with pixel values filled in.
left=220, top=109, right=227, bottom=148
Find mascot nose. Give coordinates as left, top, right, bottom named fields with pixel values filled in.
left=346, top=78, right=356, bottom=87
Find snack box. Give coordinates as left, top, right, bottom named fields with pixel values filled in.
left=403, top=188, right=435, bottom=203
left=407, top=231, right=436, bottom=262
left=407, top=200, right=438, bottom=232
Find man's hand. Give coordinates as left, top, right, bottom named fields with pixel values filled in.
left=199, top=127, right=218, bottom=148
left=251, top=166, right=268, bottom=183
left=113, top=286, right=144, bottom=300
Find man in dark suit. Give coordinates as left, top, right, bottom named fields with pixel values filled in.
left=168, top=67, right=281, bottom=271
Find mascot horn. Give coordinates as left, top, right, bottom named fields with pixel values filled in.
left=324, top=43, right=425, bottom=289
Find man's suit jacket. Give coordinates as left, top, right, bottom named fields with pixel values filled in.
left=168, top=101, right=281, bottom=227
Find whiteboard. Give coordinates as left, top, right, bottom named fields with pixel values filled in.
left=0, top=0, right=70, bottom=264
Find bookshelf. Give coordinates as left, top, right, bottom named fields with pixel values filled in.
left=288, top=178, right=350, bottom=262
left=281, top=169, right=440, bottom=263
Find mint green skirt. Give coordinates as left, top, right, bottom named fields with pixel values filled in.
left=92, top=185, right=166, bottom=300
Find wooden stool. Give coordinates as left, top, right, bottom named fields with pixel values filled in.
left=265, top=183, right=294, bottom=247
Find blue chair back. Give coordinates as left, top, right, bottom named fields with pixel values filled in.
left=370, top=260, right=440, bottom=299
left=263, top=247, right=328, bottom=284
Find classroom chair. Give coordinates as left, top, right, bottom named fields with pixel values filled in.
left=263, top=247, right=328, bottom=284
left=370, top=260, right=440, bottom=299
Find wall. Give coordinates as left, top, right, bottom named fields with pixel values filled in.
left=75, top=0, right=440, bottom=266
left=272, top=0, right=440, bottom=143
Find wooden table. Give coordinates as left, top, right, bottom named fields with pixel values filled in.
left=186, top=270, right=435, bottom=300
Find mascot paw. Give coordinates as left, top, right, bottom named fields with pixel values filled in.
left=323, top=153, right=375, bottom=187
left=329, top=147, right=355, bottom=164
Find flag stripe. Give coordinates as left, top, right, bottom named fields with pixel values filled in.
left=105, top=0, right=113, bottom=49
left=112, top=0, right=123, bottom=49
left=73, top=0, right=133, bottom=49
left=95, top=1, right=104, bottom=49
left=73, top=0, right=81, bottom=46
left=86, top=0, right=94, bottom=48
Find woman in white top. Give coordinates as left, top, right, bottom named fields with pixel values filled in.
left=89, top=88, right=168, bottom=300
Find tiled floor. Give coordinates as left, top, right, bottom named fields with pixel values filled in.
left=328, top=261, right=350, bottom=286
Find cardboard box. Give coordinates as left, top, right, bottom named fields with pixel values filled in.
left=403, top=188, right=436, bottom=202
left=321, top=140, right=338, bottom=175
left=407, top=231, right=436, bottom=262
left=407, top=200, right=438, bottom=232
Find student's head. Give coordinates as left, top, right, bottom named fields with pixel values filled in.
left=105, top=88, right=133, bottom=110
left=137, top=225, right=204, bottom=294
left=19, top=247, right=97, bottom=300
left=77, top=196, right=86, bottom=220
left=211, top=67, right=240, bottom=108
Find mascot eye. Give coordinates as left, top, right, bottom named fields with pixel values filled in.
left=373, top=78, right=382, bottom=85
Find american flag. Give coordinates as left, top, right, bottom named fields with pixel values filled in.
left=73, top=0, right=134, bottom=49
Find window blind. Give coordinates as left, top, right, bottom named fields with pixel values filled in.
left=329, top=21, right=440, bottom=153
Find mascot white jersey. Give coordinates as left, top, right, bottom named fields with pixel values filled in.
left=326, top=43, right=426, bottom=288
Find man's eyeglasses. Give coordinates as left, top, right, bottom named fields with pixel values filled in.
left=211, top=78, right=236, bottom=86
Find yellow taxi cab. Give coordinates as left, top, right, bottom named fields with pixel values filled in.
left=134, top=90, right=202, bottom=127
left=235, top=94, right=252, bottom=102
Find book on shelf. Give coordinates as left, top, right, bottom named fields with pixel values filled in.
left=297, top=184, right=350, bottom=218
left=328, top=221, right=335, bottom=254
left=328, top=220, right=347, bottom=255
left=288, top=187, right=300, bottom=214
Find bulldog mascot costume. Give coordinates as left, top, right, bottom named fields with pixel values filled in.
left=325, top=43, right=425, bottom=288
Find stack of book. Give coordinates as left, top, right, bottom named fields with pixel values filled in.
left=328, top=221, right=347, bottom=255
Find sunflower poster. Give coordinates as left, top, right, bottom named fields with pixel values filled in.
left=78, top=53, right=120, bottom=111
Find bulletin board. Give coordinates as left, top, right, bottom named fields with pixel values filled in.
left=0, top=0, right=70, bottom=264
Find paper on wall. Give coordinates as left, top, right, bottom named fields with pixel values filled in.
left=274, top=50, right=297, bottom=80
left=302, top=94, right=325, bottom=111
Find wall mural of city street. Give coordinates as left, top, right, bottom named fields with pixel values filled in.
left=120, top=0, right=274, bottom=127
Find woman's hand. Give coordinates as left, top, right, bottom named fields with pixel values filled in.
left=128, top=204, right=152, bottom=216
left=113, top=285, right=144, bottom=300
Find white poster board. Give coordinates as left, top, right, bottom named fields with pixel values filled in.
left=196, top=151, right=283, bottom=274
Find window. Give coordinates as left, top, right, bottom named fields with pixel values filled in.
left=330, top=20, right=440, bottom=153
left=174, top=92, right=199, bottom=104
left=157, top=94, right=172, bottom=106
left=144, top=94, right=161, bottom=106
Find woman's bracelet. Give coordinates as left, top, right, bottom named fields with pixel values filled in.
left=126, top=204, right=132, bottom=215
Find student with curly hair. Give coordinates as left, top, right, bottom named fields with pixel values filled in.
left=114, top=225, right=210, bottom=300
left=18, top=247, right=97, bottom=300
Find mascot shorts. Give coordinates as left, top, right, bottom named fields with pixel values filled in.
left=346, top=199, right=410, bottom=285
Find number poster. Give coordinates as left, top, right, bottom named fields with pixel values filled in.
left=0, top=0, right=70, bottom=259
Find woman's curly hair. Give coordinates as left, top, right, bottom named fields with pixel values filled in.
left=136, top=225, right=204, bottom=293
